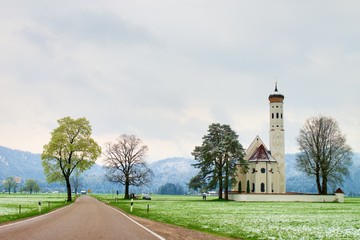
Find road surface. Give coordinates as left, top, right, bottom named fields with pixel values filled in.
left=0, top=195, right=164, bottom=240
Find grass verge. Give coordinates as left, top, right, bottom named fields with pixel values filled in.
left=93, top=194, right=360, bottom=239
left=0, top=193, right=72, bottom=223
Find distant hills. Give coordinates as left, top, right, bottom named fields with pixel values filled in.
left=0, top=146, right=359, bottom=196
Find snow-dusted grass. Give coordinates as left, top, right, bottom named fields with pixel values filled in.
left=0, top=193, right=68, bottom=222
left=97, top=195, right=360, bottom=239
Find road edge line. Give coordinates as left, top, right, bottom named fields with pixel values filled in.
left=105, top=204, right=166, bottom=240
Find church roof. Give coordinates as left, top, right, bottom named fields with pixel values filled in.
left=248, top=144, right=276, bottom=162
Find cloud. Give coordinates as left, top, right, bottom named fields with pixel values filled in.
left=0, top=1, right=359, bottom=160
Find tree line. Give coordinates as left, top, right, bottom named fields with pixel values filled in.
left=35, top=114, right=353, bottom=202
left=2, top=177, right=40, bottom=194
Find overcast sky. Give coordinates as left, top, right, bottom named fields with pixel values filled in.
left=0, top=1, right=359, bottom=162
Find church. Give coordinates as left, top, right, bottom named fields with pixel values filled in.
left=229, top=85, right=344, bottom=202
left=234, top=84, right=286, bottom=194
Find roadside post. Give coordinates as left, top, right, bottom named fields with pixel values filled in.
left=130, top=198, right=134, bottom=212
left=38, top=201, right=42, bottom=212
left=147, top=204, right=149, bottom=214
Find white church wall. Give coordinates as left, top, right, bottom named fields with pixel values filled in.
left=228, top=193, right=344, bottom=203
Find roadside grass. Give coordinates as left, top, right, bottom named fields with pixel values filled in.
left=93, top=194, right=360, bottom=239
left=0, top=193, right=70, bottom=223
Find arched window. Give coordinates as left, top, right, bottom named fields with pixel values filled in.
left=238, top=181, right=242, bottom=193
left=252, top=183, right=255, bottom=192
left=281, top=113, right=283, bottom=119
left=276, top=113, right=279, bottom=119
left=261, top=168, right=265, bottom=173
left=272, top=113, right=274, bottom=119
left=261, top=183, right=265, bottom=192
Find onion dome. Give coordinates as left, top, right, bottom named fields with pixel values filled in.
left=269, top=82, right=284, bottom=103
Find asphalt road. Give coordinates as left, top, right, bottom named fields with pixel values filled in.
left=0, top=195, right=165, bottom=240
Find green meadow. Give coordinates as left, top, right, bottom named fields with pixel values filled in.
left=95, top=194, right=360, bottom=240
left=0, top=193, right=69, bottom=223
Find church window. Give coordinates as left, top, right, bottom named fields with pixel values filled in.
left=276, top=113, right=279, bottom=118
left=252, top=183, right=255, bottom=192
left=276, top=106, right=279, bottom=108
left=261, top=168, right=265, bottom=173
left=272, top=113, right=274, bottom=119
left=238, top=181, right=242, bottom=193
left=261, top=183, right=265, bottom=192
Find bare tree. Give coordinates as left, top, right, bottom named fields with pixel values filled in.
left=103, top=134, right=153, bottom=199
left=296, top=116, right=352, bottom=194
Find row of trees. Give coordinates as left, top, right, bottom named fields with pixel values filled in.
left=2, top=177, right=40, bottom=194
left=40, top=115, right=353, bottom=202
left=41, top=117, right=153, bottom=202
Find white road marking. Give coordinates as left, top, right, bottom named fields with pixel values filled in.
left=104, top=202, right=166, bottom=240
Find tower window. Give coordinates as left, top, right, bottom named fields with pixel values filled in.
left=272, top=113, right=274, bottom=119
left=276, top=113, right=279, bottom=119
left=261, top=168, right=265, bottom=173
left=281, top=113, right=283, bottom=119
left=261, top=183, right=265, bottom=192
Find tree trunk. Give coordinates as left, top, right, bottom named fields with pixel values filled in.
left=218, top=167, right=223, bottom=199
left=315, top=171, right=322, bottom=194
left=65, top=178, right=72, bottom=202
left=224, top=160, right=229, bottom=200
left=124, top=181, right=130, bottom=199
left=321, top=176, right=328, bottom=194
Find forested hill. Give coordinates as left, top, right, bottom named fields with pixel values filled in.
left=0, top=146, right=359, bottom=195
left=0, top=146, right=44, bottom=181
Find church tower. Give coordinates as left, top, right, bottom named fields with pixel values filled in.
left=268, top=83, right=286, bottom=193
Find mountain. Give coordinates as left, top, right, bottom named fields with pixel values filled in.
left=147, top=157, right=198, bottom=193
left=1, top=145, right=360, bottom=195
left=0, top=146, right=44, bottom=182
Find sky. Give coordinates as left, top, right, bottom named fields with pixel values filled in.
left=0, top=1, right=359, bottom=162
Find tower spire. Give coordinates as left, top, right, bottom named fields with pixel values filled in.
left=274, top=82, right=278, bottom=92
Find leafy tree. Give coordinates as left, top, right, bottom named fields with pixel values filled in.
left=3, top=177, right=17, bottom=194
left=190, top=123, right=247, bottom=200
left=103, top=134, right=153, bottom=199
left=42, top=117, right=101, bottom=202
left=25, top=179, right=40, bottom=194
left=296, top=116, right=353, bottom=194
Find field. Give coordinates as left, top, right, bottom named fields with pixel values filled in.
left=94, top=194, right=360, bottom=239
left=0, top=193, right=69, bottom=223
